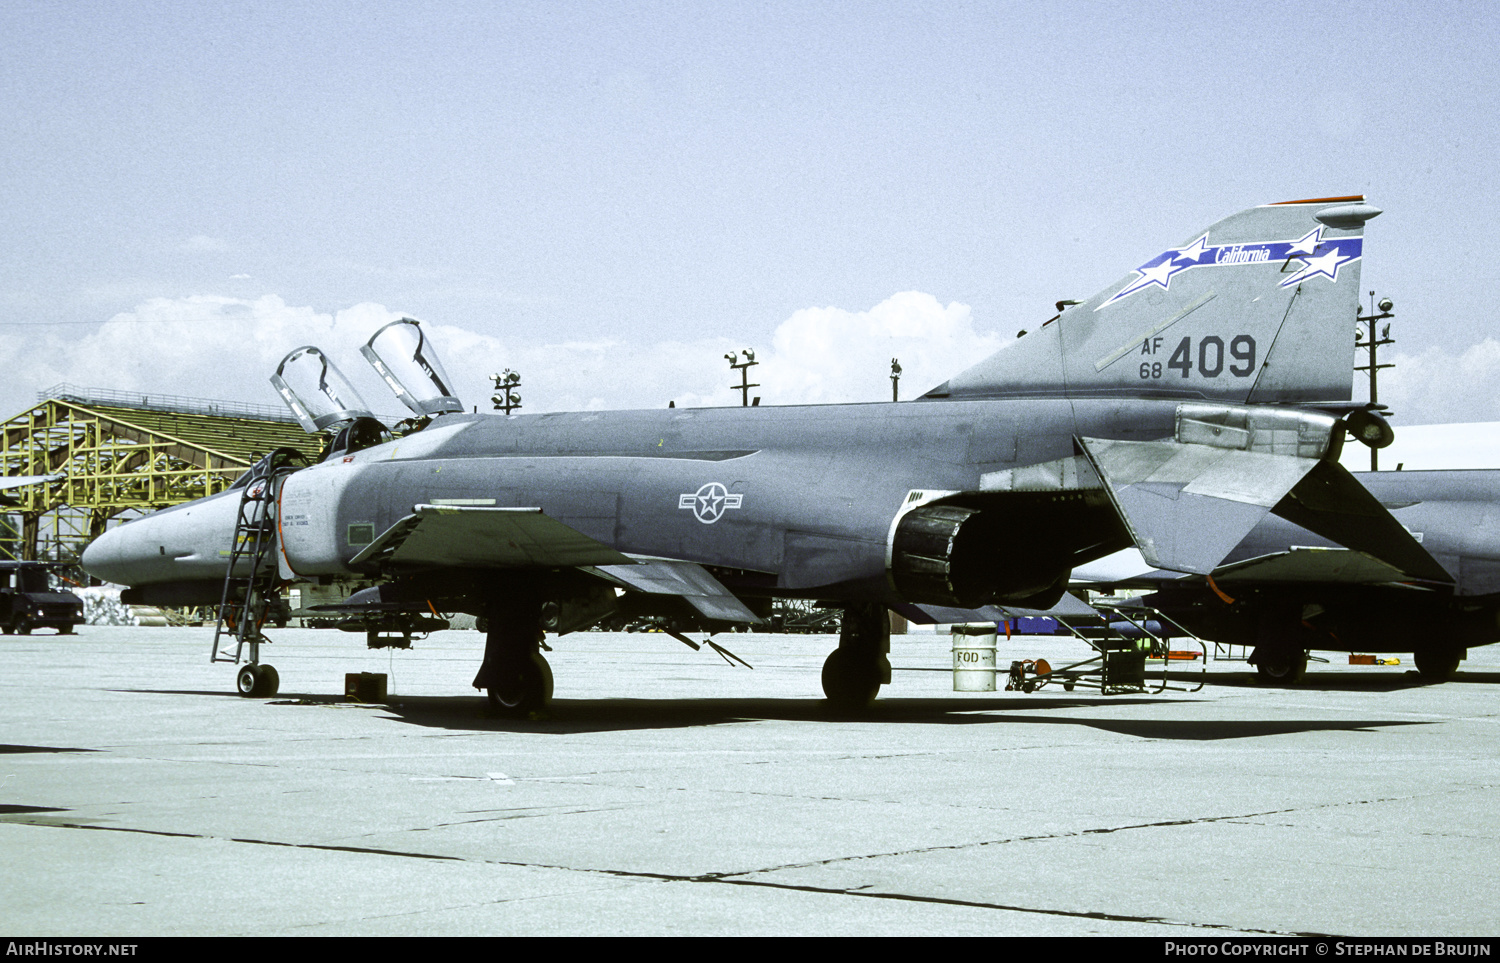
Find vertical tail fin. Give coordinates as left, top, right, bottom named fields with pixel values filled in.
left=926, top=196, right=1379, bottom=405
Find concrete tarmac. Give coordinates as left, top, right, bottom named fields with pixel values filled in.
left=3, top=625, right=1499, bottom=937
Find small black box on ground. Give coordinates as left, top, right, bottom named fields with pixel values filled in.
left=345, top=672, right=387, bottom=703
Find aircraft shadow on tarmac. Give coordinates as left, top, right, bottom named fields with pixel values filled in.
left=257, top=693, right=1428, bottom=741
left=115, top=674, right=1457, bottom=738
left=1182, top=668, right=1500, bottom=692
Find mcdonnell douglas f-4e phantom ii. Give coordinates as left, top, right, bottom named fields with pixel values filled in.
left=83, top=195, right=1455, bottom=711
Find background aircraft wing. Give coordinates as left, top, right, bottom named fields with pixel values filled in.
left=1078, top=404, right=1454, bottom=584
left=587, top=557, right=763, bottom=623
left=897, top=592, right=1101, bottom=625
left=1270, top=460, right=1453, bottom=583
left=1209, top=548, right=1422, bottom=585
left=351, top=504, right=635, bottom=569
left=0, top=472, right=64, bottom=492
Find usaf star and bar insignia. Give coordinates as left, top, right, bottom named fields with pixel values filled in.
left=679, top=482, right=744, bottom=524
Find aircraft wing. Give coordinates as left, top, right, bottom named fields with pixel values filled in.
left=351, top=504, right=635, bottom=569
left=586, top=557, right=764, bottom=624
left=1209, top=548, right=1421, bottom=585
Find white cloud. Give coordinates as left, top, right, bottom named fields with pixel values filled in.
left=1379, top=339, right=1500, bottom=425
left=12, top=290, right=1498, bottom=440
left=758, top=292, right=1002, bottom=405
left=426, top=291, right=999, bottom=412
left=0, top=291, right=999, bottom=421
left=0, top=296, right=409, bottom=419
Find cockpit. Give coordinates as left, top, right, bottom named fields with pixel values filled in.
left=269, top=317, right=465, bottom=461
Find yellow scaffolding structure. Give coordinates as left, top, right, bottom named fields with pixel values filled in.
left=0, top=389, right=319, bottom=562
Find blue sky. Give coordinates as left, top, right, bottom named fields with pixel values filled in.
left=2, top=1, right=1497, bottom=423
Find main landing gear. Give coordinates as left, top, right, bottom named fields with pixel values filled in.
left=822, top=602, right=891, bottom=710
left=474, top=594, right=553, bottom=715
left=1251, top=644, right=1307, bottom=685
left=1414, top=645, right=1463, bottom=682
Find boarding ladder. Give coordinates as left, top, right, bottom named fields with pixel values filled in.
left=1007, top=599, right=1208, bottom=695
left=210, top=448, right=307, bottom=668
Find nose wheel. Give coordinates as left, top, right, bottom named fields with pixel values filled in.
left=236, top=664, right=280, bottom=697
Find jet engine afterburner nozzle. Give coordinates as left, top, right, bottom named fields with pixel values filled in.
left=890, top=504, right=1067, bottom=608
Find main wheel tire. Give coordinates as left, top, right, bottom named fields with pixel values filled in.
left=1254, top=647, right=1308, bottom=685
left=821, top=649, right=881, bottom=710
left=1414, top=647, right=1461, bottom=682
left=487, top=652, right=553, bottom=714
left=255, top=664, right=280, bottom=697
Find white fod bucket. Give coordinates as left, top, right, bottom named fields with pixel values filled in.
left=951, top=623, right=998, bottom=691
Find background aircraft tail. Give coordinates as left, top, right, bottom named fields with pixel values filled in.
left=924, top=197, right=1380, bottom=405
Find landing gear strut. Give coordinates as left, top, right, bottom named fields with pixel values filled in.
left=822, top=602, right=891, bottom=709
left=474, top=593, right=553, bottom=714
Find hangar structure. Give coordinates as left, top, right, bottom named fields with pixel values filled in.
left=0, top=384, right=318, bottom=563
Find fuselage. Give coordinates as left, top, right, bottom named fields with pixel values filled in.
left=82, top=396, right=1180, bottom=595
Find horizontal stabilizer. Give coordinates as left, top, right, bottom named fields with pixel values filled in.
left=588, top=557, right=762, bottom=623
left=896, top=603, right=1008, bottom=625
left=998, top=592, right=1101, bottom=619
left=1079, top=436, right=1320, bottom=576
left=351, top=504, right=634, bottom=570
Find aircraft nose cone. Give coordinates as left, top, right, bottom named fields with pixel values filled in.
left=81, top=524, right=133, bottom=584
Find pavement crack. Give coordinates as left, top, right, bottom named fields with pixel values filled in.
left=4, top=817, right=1327, bottom=934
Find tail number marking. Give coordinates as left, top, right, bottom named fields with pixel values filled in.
left=1140, top=335, right=1255, bottom=380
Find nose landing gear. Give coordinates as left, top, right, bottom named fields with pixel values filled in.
left=236, top=663, right=280, bottom=698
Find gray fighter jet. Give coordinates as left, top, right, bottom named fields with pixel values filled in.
left=83, top=195, right=1437, bottom=710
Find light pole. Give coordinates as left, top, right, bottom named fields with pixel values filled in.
left=890, top=358, right=902, bottom=402
left=1355, top=292, right=1395, bottom=470
left=725, top=350, right=760, bottom=407
left=491, top=369, right=522, bottom=414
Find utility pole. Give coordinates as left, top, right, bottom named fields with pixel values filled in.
left=1355, top=292, right=1395, bottom=471
left=725, top=350, right=760, bottom=407
left=890, top=358, right=902, bottom=402
left=490, top=369, right=522, bottom=414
